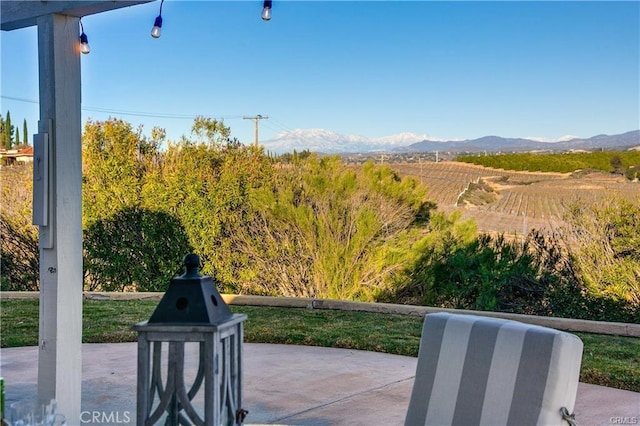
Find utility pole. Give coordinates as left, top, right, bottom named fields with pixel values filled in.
left=243, top=114, right=268, bottom=147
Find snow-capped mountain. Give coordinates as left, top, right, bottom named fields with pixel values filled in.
left=263, top=129, right=440, bottom=154
left=371, top=132, right=439, bottom=145
left=261, top=129, right=640, bottom=154
left=524, top=135, right=581, bottom=143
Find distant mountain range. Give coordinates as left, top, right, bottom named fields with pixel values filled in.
left=262, top=129, right=640, bottom=154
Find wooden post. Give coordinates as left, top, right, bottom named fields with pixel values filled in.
left=36, top=13, right=83, bottom=423
left=3, top=3, right=154, bottom=424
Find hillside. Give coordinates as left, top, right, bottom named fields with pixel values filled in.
left=391, top=161, right=640, bottom=235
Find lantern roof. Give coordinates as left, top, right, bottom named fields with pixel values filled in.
left=147, top=254, right=233, bottom=325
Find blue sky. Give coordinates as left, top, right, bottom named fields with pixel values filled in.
left=1, top=1, right=639, bottom=146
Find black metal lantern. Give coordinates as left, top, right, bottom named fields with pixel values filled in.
left=134, top=254, right=247, bottom=425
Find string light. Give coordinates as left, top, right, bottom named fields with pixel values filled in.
left=151, top=0, right=269, bottom=39
left=151, top=0, right=164, bottom=38
left=79, top=19, right=90, bottom=54
left=262, top=0, right=272, bottom=21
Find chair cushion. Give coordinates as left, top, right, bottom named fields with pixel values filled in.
left=405, top=312, right=583, bottom=426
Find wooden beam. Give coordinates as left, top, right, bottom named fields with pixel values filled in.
left=2, top=0, right=155, bottom=31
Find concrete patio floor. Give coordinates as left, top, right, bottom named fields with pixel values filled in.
left=1, top=342, right=638, bottom=425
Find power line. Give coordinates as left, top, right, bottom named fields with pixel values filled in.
left=270, top=117, right=293, bottom=132
left=1, top=95, right=38, bottom=104
left=86, top=108, right=199, bottom=119
left=262, top=122, right=285, bottom=134
left=0, top=95, right=242, bottom=121
left=2, top=95, right=291, bottom=144
left=82, top=106, right=196, bottom=120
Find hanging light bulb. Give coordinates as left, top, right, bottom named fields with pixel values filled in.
left=151, top=15, right=162, bottom=38
left=261, top=0, right=272, bottom=21
left=151, top=0, right=164, bottom=38
left=80, top=33, right=90, bottom=54
left=79, top=20, right=90, bottom=54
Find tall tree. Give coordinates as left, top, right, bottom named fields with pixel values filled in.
left=0, top=114, right=5, bottom=149
left=23, top=119, right=28, bottom=146
left=610, top=154, right=624, bottom=175
left=14, top=127, right=20, bottom=146
left=3, top=111, right=13, bottom=149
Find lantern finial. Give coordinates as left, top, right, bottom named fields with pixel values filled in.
left=183, top=253, right=201, bottom=277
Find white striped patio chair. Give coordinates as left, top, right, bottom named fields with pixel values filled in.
left=405, top=312, right=583, bottom=426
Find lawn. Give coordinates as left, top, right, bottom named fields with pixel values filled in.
left=1, top=299, right=638, bottom=392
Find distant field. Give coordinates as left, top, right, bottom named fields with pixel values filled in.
left=391, top=161, right=640, bottom=235
left=458, top=150, right=640, bottom=174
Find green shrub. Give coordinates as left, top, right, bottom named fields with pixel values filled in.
left=232, top=157, right=435, bottom=300
left=388, top=225, right=640, bottom=323
left=625, top=165, right=640, bottom=181
left=0, top=166, right=39, bottom=291
left=0, top=216, right=39, bottom=291
left=84, top=207, right=192, bottom=291
left=560, top=198, right=640, bottom=316
left=393, top=232, right=553, bottom=313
